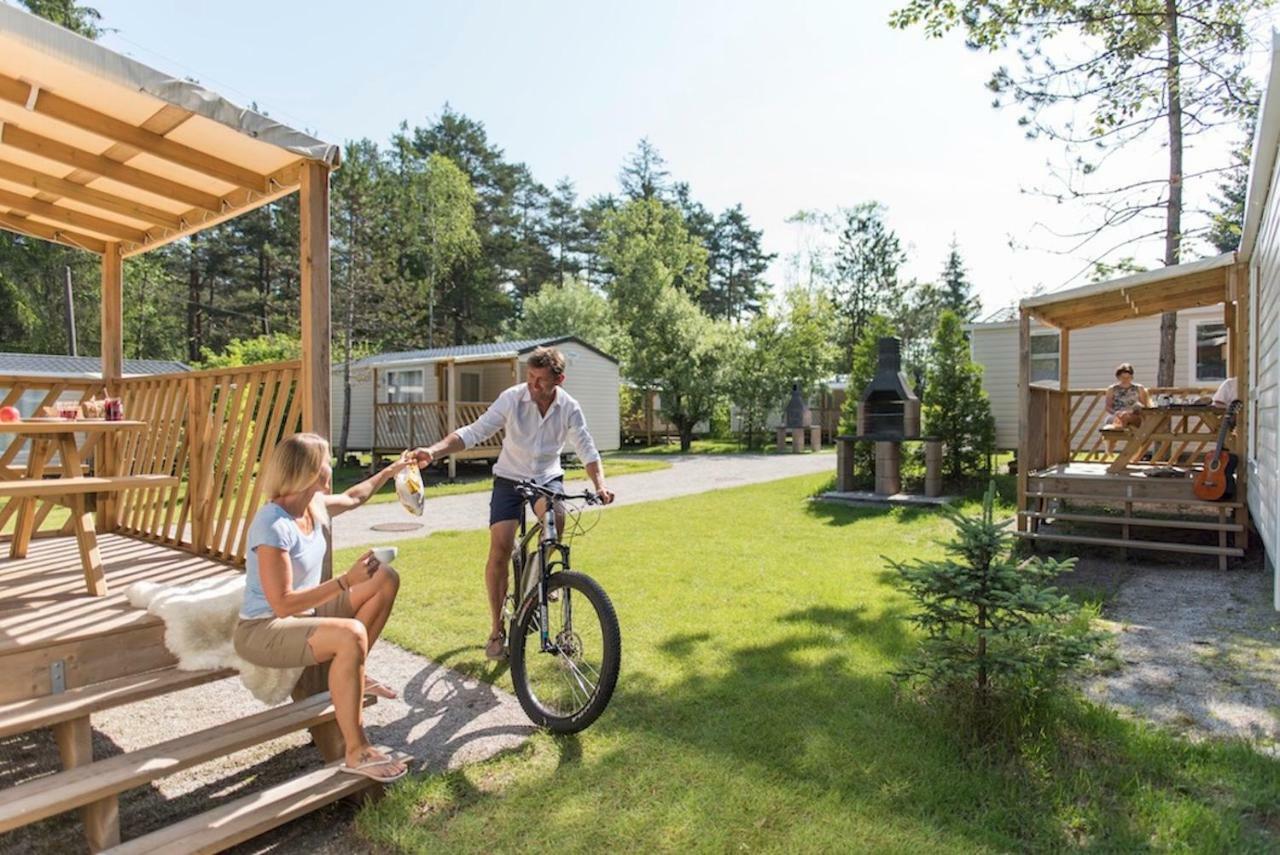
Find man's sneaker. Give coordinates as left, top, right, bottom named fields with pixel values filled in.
left=485, top=631, right=507, bottom=661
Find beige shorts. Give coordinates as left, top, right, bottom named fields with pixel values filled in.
left=233, top=590, right=355, bottom=669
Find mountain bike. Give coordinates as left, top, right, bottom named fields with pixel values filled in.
left=504, top=480, right=620, bottom=733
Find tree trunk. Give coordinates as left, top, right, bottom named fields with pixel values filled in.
left=679, top=424, right=694, bottom=452
left=187, top=234, right=201, bottom=363
left=1157, top=0, right=1184, bottom=388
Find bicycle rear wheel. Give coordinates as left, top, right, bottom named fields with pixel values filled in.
left=509, top=571, right=620, bottom=733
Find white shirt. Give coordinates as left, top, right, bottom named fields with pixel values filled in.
left=456, top=383, right=600, bottom=484
left=1212, top=377, right=1239, bottom=407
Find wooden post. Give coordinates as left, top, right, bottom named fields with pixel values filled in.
left=809, top=425, right=821, bottom=451
left=186, top=377, right=208, bottom=553
left=299, top=161, right=332, bottom=443
left=298, top=161, right=341, bottom=755
left=1058, top=327, right=1070, bottom=464
left=836, top=438, right=850, bottom=492
left=99, top=243, right=123, bottom=532
left=447, top=359, right=458, bottom=480
left=1017, top=309, right=1031, bottom=532
left=371, top=367, right=379, bottom=454
left=53, top=717, right=120, bottom=850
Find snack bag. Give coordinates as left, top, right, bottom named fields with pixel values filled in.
left=394, top=461, right=425, bottom=516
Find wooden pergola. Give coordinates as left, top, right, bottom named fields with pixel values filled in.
left=1016, top=253, right=1250, bottom=566
left=0, top=8, right=354, bottom=850
left=0, top=4, right=335, bottom=425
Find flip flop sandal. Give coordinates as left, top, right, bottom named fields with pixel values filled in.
left=485, top=631, right=507, bottom=661
left=364, top=678, right=398, bottom=700
left=340, top=742, right=409, bottom=783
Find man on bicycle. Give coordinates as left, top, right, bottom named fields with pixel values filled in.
left=416, top=346, right=615, bottom=660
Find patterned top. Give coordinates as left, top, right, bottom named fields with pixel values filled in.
left=1108, top=382, right=1145, bottom=413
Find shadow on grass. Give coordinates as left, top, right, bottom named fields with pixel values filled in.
left=373, top=608, right=1280, bottom=852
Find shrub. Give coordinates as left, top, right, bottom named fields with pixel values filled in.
left=887, top=482, right=1106, bottom=738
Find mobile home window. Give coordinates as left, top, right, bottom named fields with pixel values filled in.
left=1193, top=322, right=1228, bottom=383
left=1029, top=332, right=1060, bottom=383
left=385, top=369, right=424, bottom=403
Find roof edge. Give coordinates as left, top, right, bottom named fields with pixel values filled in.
left=1020, top=252, right=1237, bottom=310
left=0, top=3, right=340, bottom=167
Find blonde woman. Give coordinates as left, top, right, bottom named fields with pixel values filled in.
left=234, top=433, right=409, bottom=783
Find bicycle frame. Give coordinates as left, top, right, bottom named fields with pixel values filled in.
left=511, top=486, right=576, bottom=654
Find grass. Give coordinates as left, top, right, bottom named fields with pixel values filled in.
left=330, top=453, right=672, bottom=504
left=342, top=473, right=1280, bottom=853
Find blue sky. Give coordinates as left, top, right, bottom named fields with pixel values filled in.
left=84, top=0, right=1278, bottom=317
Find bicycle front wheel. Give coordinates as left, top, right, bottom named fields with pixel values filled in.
left=509, top=571, right=620, bottom=733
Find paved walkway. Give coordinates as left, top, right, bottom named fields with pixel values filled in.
left=332, top=452, right=835, bottom=549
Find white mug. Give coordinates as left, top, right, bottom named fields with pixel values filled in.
left=372, top=546, right=398, bottom=566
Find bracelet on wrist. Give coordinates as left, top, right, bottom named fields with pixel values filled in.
left=336, top=575, right=349, bottom=592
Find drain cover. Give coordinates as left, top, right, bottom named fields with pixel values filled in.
left=370, top=522, right=424, bottom=532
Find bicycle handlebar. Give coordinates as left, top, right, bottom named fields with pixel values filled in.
left=514, top=479, right=600, bottom=505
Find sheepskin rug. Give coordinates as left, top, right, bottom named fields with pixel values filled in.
left=126, top=576, right=302, bottom=705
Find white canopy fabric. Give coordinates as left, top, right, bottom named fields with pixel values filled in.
left=0, top=3, right=339, bottom=256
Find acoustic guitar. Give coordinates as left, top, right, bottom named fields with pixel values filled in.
left=1192, top=400, right=1243, bottom=501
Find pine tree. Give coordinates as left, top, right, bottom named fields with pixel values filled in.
left=831, top=203, right=906, bottom=367
left=939, top=238, right=980, bottom=321
left=923, top=311, right=996, bottom=479
left=889, top=482, right=1105, bottom=730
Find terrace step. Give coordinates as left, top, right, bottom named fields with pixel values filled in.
left=103, top=760, right=379, bottom=855
left=0, top=691, right=373, bottom=834
left=0, top=666, right=235, bottom=739
left=1025, top=489, right=1243, bottom=508
left=1014, top=530, right=1244, bottom=557
left=0, top=474, right=178, bottom=498
left=1018, top=510, right=1243, bottom=532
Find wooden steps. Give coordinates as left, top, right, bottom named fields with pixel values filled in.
left=103, top=761, right=377, bottom=855
left=1019, top=510, right=1243, bottom=532
left=1025, top=489, right=1243, bottom=508
left=0, top=666, right=234, bottom=739
left=1015, top=529, right=1244, bottom=558
left=0, top=691, right=371, bottom=833
left=0, top=474, right=178, bottom=498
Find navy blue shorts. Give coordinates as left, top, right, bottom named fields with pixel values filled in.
left=490, top=476, right=564, bottom=526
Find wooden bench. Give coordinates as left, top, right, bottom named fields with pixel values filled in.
left=0, top=474, right=177, bottom=498
left=3, top=474, right=179, bottom=595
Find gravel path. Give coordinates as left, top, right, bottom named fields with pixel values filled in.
left=332, top=452, right=835, bottom=548
left=1079, top=559, right=1280, bottom=752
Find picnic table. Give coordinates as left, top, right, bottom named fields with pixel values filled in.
left=0, top=420, right=175, bottom=595
left=1103, top=403, right=1230, bottom=475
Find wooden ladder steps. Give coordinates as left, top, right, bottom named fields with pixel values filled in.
left=0, top=666, right=235, bottom=740
left=1014, top=530, right=1244, bottom=557
left=0, top=691, right=372, bottom=834
left=102, top=760, right=377, bottom=855
left=1018, top=510, right=1243, bottom=532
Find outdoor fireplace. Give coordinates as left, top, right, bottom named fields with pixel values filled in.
left=857, top=337, right=920, bottom=438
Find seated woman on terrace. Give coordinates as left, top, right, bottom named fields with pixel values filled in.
left=233, top=433, right=409, bottom=783
left=1104, top=362, right=1151, bottom=429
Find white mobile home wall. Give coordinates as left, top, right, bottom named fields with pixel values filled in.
left=970, top=306, right=1228, bottom=449
left=1248, top=152, right=1280, bottom=607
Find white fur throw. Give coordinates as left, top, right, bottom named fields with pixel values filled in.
left=126, top=576, right=302, bottom=705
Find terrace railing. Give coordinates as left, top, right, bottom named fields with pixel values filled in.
left=1066, top=386, right=1219, bottom=463
left=373, top=401, right=503, bottom=454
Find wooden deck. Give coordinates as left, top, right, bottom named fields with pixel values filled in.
left=0, top=535, right=235, bottom=700
left=1019, top=462, right=1246, bottom=568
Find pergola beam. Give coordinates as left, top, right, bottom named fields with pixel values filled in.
left=0, top=186, right=146, bottom=242
left=0, top=73, right=270, bottom=192
left=0, top=159, right=181, bottom=228
left=0, top=209, right=105, bottom=253
left=1, top=122, right=222, bottom=212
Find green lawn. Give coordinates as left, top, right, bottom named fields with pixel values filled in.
left=343, top=474, right=1280, bottom=853
left=331, top=453, right=672, bottom=504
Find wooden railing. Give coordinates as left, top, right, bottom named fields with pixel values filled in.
left=0, top=375, right=104, bottom=539
left=115, top=361, right=303, bottom=565
left=373, top=401, right=502, bottom=452
left=1066, top=386, right=1218, bottom=462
